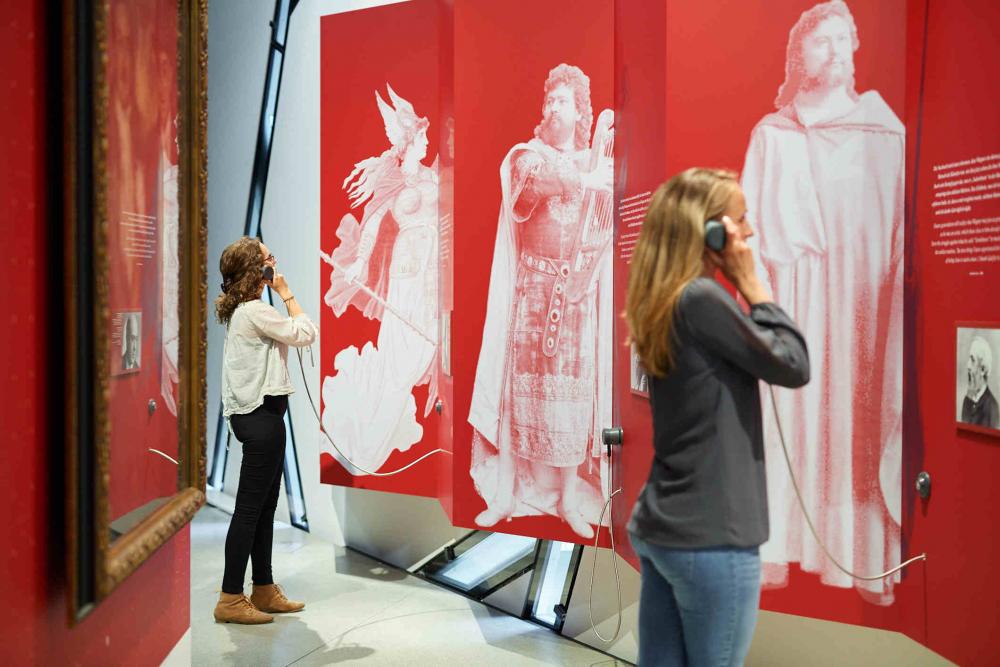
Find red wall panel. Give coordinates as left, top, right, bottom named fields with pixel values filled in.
left=614, top=0, right=913, bottom=632
left=611, top=0, right=668, bottom=566
left=436, top=0, right=456, bottom=520
left=453, top=0, right=615, bottom=545
left=705, top=1, right=906, bottom=627
left=905, top=0, right=1000, bottom=662
left=611, top=2, right=1000, bottom=663
left=0, top=2, right=189, bottom=664
left=318, top=1, right=444, bottom=497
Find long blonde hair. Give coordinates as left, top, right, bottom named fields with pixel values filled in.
left=625, top=168, right=739, bottom=377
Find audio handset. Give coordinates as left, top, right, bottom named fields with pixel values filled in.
left=705, top=218, right=726, bottom=252
left=262, top=265, right=275, bottom=282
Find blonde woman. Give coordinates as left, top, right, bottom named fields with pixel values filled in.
left=213, top=237, right=318, bottom=624
left=625, top=168, right=809, bottom=665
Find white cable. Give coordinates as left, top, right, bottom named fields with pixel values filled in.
left=296, top=348, right=450, bottom=477
left=583, top=382, right=923, bottom=646
left=148, top=448, right=180, bottom=465
left=588, top=445, right=624, bottom=643
left=767, top=384, right=926, bottom=581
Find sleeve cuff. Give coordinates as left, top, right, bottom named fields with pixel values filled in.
left=749, top=302, right=794, bottom=327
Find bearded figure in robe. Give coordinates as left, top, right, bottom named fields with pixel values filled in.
left=468, top=64, right=614, bottom=540
left=741, top=0, right=904, bottom=604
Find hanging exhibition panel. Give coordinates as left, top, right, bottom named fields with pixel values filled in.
left=435, top=0, right=456, bottom=518
left=730, top=0, right=908, bottom=622
left=609, top=0, right=668, bottom=566
left=318, top=0, right=445, bottom=496
left=686, top=0, right=906, bottom=625
left=610, top=0, right=914, bottom=631
left=452, top=0, right=615, bottom=545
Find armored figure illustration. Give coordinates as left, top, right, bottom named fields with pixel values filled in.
left=469, top=64, right=614, bottom=539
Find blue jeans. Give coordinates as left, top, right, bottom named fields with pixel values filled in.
left=632, top=534, right=761, bottom=667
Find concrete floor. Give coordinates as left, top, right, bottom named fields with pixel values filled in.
left=190, top=506, right=625, bottom=666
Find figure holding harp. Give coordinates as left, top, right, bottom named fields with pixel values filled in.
left=468, top=64, right=614, bottom=539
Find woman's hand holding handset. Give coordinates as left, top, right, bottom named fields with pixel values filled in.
left=265, top=272, right=304, bottom=318
left=707, top=215, right=772, bottom=306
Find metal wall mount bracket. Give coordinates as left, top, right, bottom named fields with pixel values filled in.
left=601, top=427, right=623, bottom=446
left=915, top=471, right=931, bottom=500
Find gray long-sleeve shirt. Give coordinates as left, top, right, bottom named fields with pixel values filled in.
left=628, top=277, right=810, bottom=549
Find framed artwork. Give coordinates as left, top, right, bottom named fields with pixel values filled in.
left=956, top=323, right=1000, bottom=437
left=113, top=310, right=142, bottom=374
left=629, top=343, right=649, bottom=398
left=64, top=0, right=207, bottom=621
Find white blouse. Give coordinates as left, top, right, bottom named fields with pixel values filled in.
left=222, top=300, right=318, bottom=417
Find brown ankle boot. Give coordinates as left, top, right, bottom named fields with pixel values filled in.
left=250, top=583, right=305, bottom=613
left=213, top=592, right=274, bottom=624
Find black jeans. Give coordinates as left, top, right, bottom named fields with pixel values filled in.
left=222, top=394, right=288, bottom=594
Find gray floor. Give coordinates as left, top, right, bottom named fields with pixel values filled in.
left=191, top=506, right=625, bottom=666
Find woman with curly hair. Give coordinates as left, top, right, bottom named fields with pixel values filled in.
left=212, top=236, right=317, bottom=625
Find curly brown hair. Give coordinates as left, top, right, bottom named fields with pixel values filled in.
left=215, top=236, right=265, bottom=325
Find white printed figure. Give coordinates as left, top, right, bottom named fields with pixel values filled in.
left=321, top=85, right=439, bottom=474
left=469, top=64, right=614, bottom=539
left=740, top=0, right=904, bottom=603
left=159, top=126, right=180, bottom=417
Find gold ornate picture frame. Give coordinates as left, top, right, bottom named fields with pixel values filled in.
left=64, top=0, right=207, bottom=622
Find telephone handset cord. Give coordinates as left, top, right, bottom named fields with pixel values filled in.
left=588, top=445, right=624, bottom=643
left=296, top=347, right=450, bottom=477
left=767, top=384, right=926, bottom=581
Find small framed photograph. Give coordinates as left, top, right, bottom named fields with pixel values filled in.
left=630, top=343, right=649, bottom=398
left=113, top=310, right=142, bottom=375
left=440, top=310, right=452, bottom=377
left=956, top=323, right=1000, bottom=436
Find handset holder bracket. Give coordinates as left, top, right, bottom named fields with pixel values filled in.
left=601, top=427, right=623, bottom=458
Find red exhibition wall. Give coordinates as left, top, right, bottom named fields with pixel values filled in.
left=310, top=2, right=999, bottom=662
left=1, top=3, right=189, bottom=664
left=452, top=0, right=615, bottom=546
left=435, top=0, right=456, bottom=519
left=318, top=0, right=444, bottom=497
left=610, top=0, right=667, bottom=565
left=644, top=0, right=911, bottom=629
left=905, top=0, right=1000, bottom=663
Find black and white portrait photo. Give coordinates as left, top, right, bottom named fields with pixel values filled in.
left=956, top=325, right=1000, bottom=435
left=630, top=343, right=649, bottom=398
left=115, top=310, right=142, bottom=375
